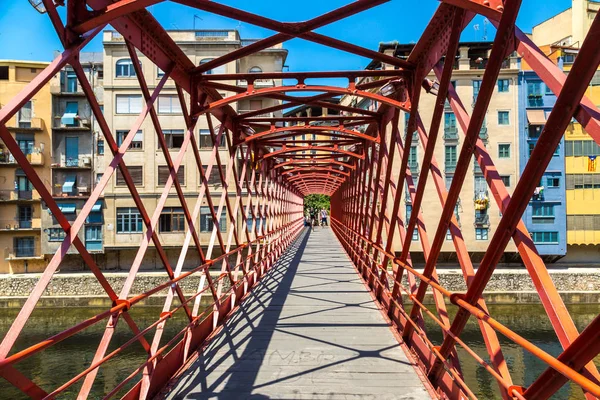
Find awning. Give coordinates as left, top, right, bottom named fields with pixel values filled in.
left=61, top=102, right=79, bottom=125
left=527, top=109, right=546, bottom=125
left=49, top=203, right=77, bottom=214
left=91, top=201, right=102, bottom=212
left=62, top=174, right=76, bottom=193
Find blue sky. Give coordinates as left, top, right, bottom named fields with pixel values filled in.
left=0, top=0, right=571, bottom=73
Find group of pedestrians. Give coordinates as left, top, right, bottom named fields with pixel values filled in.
left=304, top=208, right=328, bottom=231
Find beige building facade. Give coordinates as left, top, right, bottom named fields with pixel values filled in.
left=342, top=42, right=520, bottom=263
left=102, top=30, right=287, bottom=270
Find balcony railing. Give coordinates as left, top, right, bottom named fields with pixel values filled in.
left=445, top=165, right=457, bottom=174
left=444, top=128, right=459, bottom=140
left=0, top=190, right=41, bottom=202
left=6, top=117, right=44, bottom=131
left=479, top=127, right=489, bottom=141
left=236, top=79, right=276, bottom=88
left=237, top=110, right=274, bottom=118
left=53, top=184, right=90, bottom=197
left=0, top=219, right=40, bottom=230
left=0, top=149, right=44, bottom=165
left=474, top=214, right=490, bottom=227
left=51, top=156, right=92, bottom=168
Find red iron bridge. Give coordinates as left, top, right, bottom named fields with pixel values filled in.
left=2, top=0, right=600, bottom=399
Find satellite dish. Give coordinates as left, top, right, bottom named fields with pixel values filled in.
left=28, top=0, right=47, bottom=13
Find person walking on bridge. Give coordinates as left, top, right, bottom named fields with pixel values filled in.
left=320, top=208, right=329, bottom=227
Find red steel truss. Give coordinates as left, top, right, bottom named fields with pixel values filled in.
left=2, top=0, right=600, bottom=399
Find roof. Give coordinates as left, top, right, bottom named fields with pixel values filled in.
left=0, top=60, right=51, bottom=67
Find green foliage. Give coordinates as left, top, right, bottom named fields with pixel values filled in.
left=303, top=194, right=330, bottom=214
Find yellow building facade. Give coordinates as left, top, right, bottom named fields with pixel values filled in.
left=0, top=61, right=52, bottom=273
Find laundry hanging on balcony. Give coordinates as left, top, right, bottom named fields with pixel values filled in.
left=474, top=192, right=489, bottom=210
left=61, top=102, right=79, bottom=126
left=533, top=186, right=544, bottom=200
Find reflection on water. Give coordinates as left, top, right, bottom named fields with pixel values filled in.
left=0, top=304, right=599, bottom=399
left=422, top=304, right=600, bottom=399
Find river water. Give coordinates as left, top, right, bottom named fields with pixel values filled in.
left=1, top=304, right=599, bottom=399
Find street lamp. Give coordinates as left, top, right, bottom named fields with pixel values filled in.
left=28, top=0, right=47, bottom=13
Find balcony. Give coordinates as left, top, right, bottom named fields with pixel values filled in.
left=4, top=244, right=42, bottom=260
left=236, top=79, right=276, bottom=88
left=53, top=117, right=92, bottom=130
left=445, top=165, right=457, bottom=174
left=53, top=184, right=90, bottom=198
left=51, top=156, right=92, bottom=169
left=237, top=109, right=274, bottom=118
left=0, top=218, right=41, bottom=231
left=479, top=127, right=489, bottom=141
left=0, top=190, right=41, bottom=202
left=443, top=128, right=459, bottom=141
left=0, top=150, right=45, bottom=166
left=527, top=95, right=544, bottom=108
left=408, top=162, right=419, bottom=172
left=474, top=214, right=490, bottom=228
left=6, top=117, right=44, bottom=132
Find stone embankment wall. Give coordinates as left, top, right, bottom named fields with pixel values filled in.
left=0, top=268, right=599, bottom=307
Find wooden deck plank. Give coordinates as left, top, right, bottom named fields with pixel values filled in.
left=163, top=228, right=432, bottom=399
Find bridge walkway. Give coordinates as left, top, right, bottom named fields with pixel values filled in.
left=162, top=227, right=432, bottom=399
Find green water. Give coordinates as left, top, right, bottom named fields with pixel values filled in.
left=1, top=304, right=599, bottom=399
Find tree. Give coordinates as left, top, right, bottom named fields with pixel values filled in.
left=303, top=194, right=330, bottom=214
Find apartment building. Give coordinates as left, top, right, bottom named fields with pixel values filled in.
left=39, top=53, right=105, bottom=269
left=0, top=61, right=51, bottom=273
left=528, top=0, right=600, bottom=263
left=102, top=29, right=287, bottom=270
left=517, top=70, right=567, bottom=258
left=341, top=42, right=521, bottom=263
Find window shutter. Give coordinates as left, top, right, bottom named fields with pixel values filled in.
left=117, top=166, right=143, bottom=185
left=116, top=95, right=128, bottom=114
left=130, top=95, right=142, bottom=114
left=158, top=96, right=170, bottom=114
left=158, top=166, right=185, bottom=185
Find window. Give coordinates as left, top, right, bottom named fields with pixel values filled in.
left=497, top=79, right=510, bottom=92
left=115, top=59, right=138, bottom=77
left=444, top=112, right=458, bottom=139
left=545, top=84, right=553, bottom=95
left=473, top=80, right=481, bottom=100
left=116, top=166, right=143, bottom=186
left=85, top=226, right=103, bottom=251
left=445, top=145, right=457, bottom=170
left=405, top=205, right=419, bottom=241
left=198, top=58, right=226, bottom=75
left=498, top=111, right=509, bottom=125
left=532, top=204, right=554, bottom=217
left=564, top=140, right=600, bottom=157
left=498, top=144, right=510, bottom=158
left=116, top=95, right=142, bottom=114
left=16, top=134, right=34, bottom=155
left=97, top=139, right=104, bottom=155
left=474, top=175, right=487, bottom=194
left=563, top=54, right=575, bottom=63
left=48, top=228, right=66, bottom=242
left=116, top=130, right=143, bottom=149
left=531, top=231, right=559, bottom=244
left=475, top=228, right=488, bottom=240
left=66, top=70, right=77, bottom=93
left=157, top=67, right=164, bottom=77
left=96, top=173, right=103, bottom=186
left=546, top=176, right=560, bottom=188
left=157, top=95, right=182, bottom=114
left=0, top=66, right=8, bottom=80
left=18, top=101, right=32, bottom=128
left=18, top=205, right=32, bottom=228
left=527, top=81, right=543, bottom=107
left=116, top=208, right=144, bottom=233
left=158, top=166, right=185, bottom=186
left=162, top=129, right=185, bottom=149
left=249, top=66, right=262, bottom=73
left=446, top=230, right=452, bottom=240
left=159, top=208, right=185, bottom=232
left=200, top=206, right=227, bottom=232
left=408, top=146, right=418, bottom=170
left=501, top=175, right=511, bottom=187
left=15, top=237, right=35, bottom=257
left=202, top=165, right=224, bottom=185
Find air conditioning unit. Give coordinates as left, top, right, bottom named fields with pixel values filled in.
left=82, top=157, right=91, bottom=166
left=81, top=119, right=90, bottom=127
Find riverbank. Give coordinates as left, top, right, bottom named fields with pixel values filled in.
left=1, top=268, right=599, bottom=308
